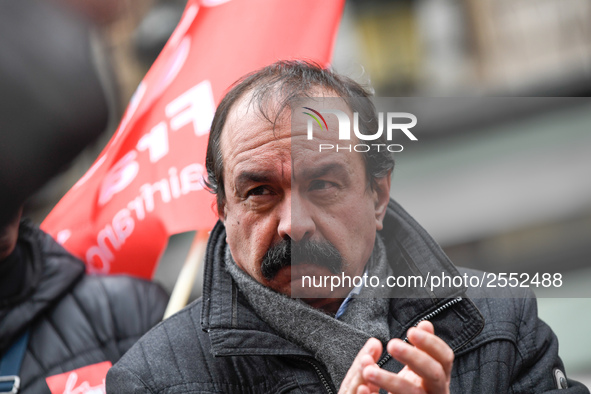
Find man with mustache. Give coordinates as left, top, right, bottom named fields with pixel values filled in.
left=262, top=239, right=343, bottom=283
left=107, top=61, right=587, bottom=393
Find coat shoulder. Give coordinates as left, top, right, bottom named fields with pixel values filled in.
left=106, top=298, right=212, bottom=392
left=453, top=268, right=589, bottom=392
left=457, top=267, right=540, bottom=349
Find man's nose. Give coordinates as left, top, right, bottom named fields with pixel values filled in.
left=277, top=192, right=315, bottom=242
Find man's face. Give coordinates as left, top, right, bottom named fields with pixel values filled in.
left=219, top=92, right=390, bottom=307
left=0, top=207, right=22, bottom=261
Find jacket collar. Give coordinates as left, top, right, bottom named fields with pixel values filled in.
left=201, top=199, right=484, bottom=357
left=200, top=220, right=309, bottom=357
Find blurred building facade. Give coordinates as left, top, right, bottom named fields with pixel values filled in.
left=332, top=0, right=591, bottom=383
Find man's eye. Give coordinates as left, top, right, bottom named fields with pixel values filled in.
left=309, top=180, right=335, bottom=191
left=247, top=186, right=271, bottom=196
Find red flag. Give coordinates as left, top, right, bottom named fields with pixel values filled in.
left=45, top=361, right=111, bottom=394
left=41, top=0, right=344, bottom=279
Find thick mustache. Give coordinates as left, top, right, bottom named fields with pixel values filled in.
left=261, top=238, right=343, bottom=281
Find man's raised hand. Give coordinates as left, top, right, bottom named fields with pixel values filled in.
left=339, top=321, right=454, bottom=394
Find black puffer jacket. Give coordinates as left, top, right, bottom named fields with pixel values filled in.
left=107, top=200, right=589, bottom=393
left=0, top=221, right=168, bottom=393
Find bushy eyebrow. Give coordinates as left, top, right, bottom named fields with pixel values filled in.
left=235, top=171, right=278, bottom=191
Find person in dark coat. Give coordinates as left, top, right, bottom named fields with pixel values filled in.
left=0, top=1, right=168, bottom=391
left=0, top=209, right=168, bottom=393
left=107, top=61, right=588, bottom=393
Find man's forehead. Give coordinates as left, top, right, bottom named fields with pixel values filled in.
left=220, top=92, right=289, bottom=148
left=219, top=90, right=359, bottom=175
left=222, top=88, right=352, bottom=136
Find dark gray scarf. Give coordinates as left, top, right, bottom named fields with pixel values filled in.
left=225, top=235, right=393, bottom=388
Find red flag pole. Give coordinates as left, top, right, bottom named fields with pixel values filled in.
left=163, top=230, right=210, bottom=319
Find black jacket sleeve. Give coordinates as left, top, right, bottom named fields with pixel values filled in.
left=73, top=274, right=169, bottom=359
left=510, top=295, right=589, bottom=393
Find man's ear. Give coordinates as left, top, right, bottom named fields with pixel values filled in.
left=218, top=201, right=226, bottom=222
left=372, top=172, right=391, bottom=231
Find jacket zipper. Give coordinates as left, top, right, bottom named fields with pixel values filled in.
left=377, top=296, right=463, bottom=368
left=293, top=356, right=335, bottom=394
left=292, top=297, right=463, bottom=389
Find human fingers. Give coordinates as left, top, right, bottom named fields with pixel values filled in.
left=362, top=365, right=424, bottom=394
left=387, top=336, right=452, bottom=392
left=355, top=384, right=371, bottom=394
left=406, top=324, right=454, bottom=377
left=364, top=337, right=384, bottom=362
left=356, top=383, right=383, bottom=394
left=415, top=320, right=434, bottom=334
left=357, top=354, right=381, bottom=394
left=339, top=338, right=383, bottom=394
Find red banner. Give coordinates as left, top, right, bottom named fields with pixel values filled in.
left=45, top=361, right=111, bottom=394
left=41, top=0, right=344, bottom=279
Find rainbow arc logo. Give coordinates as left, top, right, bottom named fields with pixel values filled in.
left=302, top=107, right=328, bottom=132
